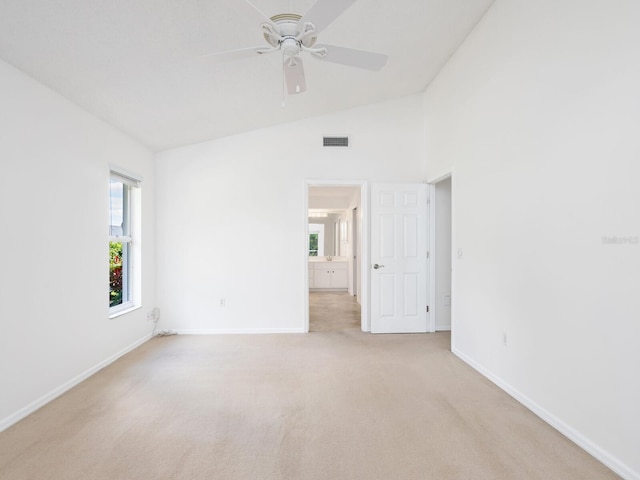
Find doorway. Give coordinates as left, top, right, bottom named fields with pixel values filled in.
left=429, top=175, right=453, bottom=332
left=304, top=181, right=368, bottom=333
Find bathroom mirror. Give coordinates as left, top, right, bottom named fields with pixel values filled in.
left=308, top=212, right=346, bottom=257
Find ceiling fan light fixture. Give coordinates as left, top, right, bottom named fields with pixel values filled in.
left=284, top=57, right=307, bottom=94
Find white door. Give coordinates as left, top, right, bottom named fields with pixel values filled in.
left=370, top=183, right=429, bottom=333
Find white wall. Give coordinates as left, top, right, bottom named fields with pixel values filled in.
left=435, top=177, right=452, bottom=331
left=0, top=59, right=157, bottom=430
left=424, top=0, right=640, bottom=478
left=155, top=95, right=426, bottom=333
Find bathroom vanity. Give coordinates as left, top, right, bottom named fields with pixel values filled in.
left=309, top=257, right=348, bottom=290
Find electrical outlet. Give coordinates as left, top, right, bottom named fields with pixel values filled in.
left=219, top=298, right=226, bottom=307
left=502, top=332, right=508, bottom=346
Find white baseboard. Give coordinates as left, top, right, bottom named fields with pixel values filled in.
left=0, top=333, right=153, bottom=432
left=452, top=347, right=639, bottom=480
left=175, top=328, right=306, bottom=335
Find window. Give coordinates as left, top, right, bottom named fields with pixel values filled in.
left=109, top=169, right=141, bottom=314
left=309, top=233, right=319, bottom=256
left=308, top=224, right=324, bottom=257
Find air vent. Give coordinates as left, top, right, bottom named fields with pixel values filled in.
left=323, top=136, right=349, bottom=147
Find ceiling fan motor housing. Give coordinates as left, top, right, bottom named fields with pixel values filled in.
left=263, top=13, right=318, bottom=54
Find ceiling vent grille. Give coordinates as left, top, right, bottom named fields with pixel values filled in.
left=323, top=136, right=349, bottom=147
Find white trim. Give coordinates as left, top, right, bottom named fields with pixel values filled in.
left=428, top=172, right=453, bottom=334
left=109, top=235, right=132, bottom=243
left=360, top=185, right=369, bottom=331
left=0, top=333, right=153, bottom=432
left=304, top=182, right=310, bottom=332
left=453, top=347, right=640, bottom=480
left=427, top=169, right=454, bottom=185
left=175, top=328, right=306, bottom=335
left=109, top=304, right=141, bottom=319
left=110, top=165, right=143, bottom=187
left=450, top=173, right=456, bottom=349
left=428, top=182, right=436, bottom=333
left=303, top=179, right=369, bottom=333
left=428, top=171, right=454, bottom=346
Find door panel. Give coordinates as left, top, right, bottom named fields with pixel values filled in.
left=404, top=215, right=419, bottom=258
left=380, top=215, right=395, bottom=258
left=380, top=274, right=396, bottom=317
left=403, top=273, right=419, bottom=317
left=371, top=183, right=429, bottom=333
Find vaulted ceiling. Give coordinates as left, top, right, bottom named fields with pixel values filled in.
left=0, top=0, right=494, bottom=151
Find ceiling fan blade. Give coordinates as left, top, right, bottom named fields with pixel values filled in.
left=284, top=57, right=307, bottom=94
left=244, top=0, right=279, bottom=30
left=299, top=0, right=358, bottom=35
left=313, top=44, right=388, bottom=71
left=200, top=46, right=269, bottom=64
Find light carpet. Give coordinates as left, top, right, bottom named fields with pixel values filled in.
left=309, top=291, right=361, bottom=332
left=0, top=296, right=619, bottom=479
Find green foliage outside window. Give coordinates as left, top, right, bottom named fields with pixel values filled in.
left=109, top=242, right=123, bottom=307
left=309, top=233, right=318, bottom=256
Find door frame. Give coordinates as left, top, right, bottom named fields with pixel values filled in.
left=351, top=206, right=358, bottom=297
left=428, top=171, right=454, bottom=336
left=303, top=179, right=369, bottom=333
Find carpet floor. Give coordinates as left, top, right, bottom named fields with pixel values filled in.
left=309, top=291, right=361, bottom=332
left=0, top=294, right=619, bottom=479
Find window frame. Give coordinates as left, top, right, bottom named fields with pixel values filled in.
left=109, top=168, right=142, bottom=316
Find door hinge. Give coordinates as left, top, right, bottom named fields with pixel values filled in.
left=426, top=305, right=429, bottom=313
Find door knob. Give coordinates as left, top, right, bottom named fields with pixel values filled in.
left=373, top=264, right=384, bottom=269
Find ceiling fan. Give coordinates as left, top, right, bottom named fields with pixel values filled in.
left=206, top=0, right=388, bottom=95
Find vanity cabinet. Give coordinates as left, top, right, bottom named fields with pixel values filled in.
left=309, top=261, right=348, bottom=289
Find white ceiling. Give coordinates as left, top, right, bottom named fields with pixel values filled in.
left=0, top=0, right=494, bottom=151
